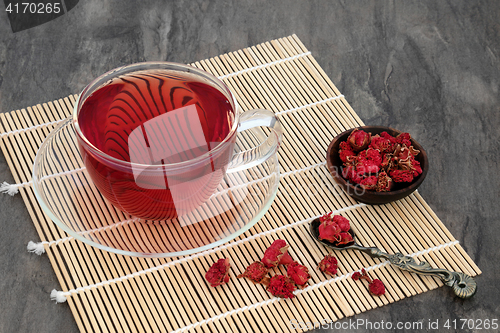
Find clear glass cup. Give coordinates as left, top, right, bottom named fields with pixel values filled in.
left=33, top=62, right=283, bottom=257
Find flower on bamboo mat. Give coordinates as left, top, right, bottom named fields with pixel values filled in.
left=261, top=239, right=293, bottom=268
left=317, top=254, right=338, bottom=276
left=237, top=261, right=268, bottom=284
left=205, top=258, right=231, bottom=287
left=352, top=268, right=386, bottom=296
left=265, top=275, right=296, bottom=299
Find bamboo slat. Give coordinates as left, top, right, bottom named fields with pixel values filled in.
left=0, top=35, right=480, bottom=333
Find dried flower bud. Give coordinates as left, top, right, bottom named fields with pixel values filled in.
left=376, top=171, right=393, bottom=192
left=395, top=132, right=412, bottom=147
left=318, top=254, right=338, bottom=276
left=369, top=279, right=386, bottom=296
left=336, top=232, right=354, bottom=245
left=319, top=211, right=333, bottom=223
left=347, top=129, right=371, bottom=151
left=332, top=215, right=351, bottom=232
left=342, top=166, right=364, bottom=184
left=369, top=135, right=395, bottom=153
left=266, top=275, right=297, bottom=298
left=237, top=262, right=268, bottom=284
left=380, top=131, right=397, bottom=145
left=360, top=175, right=378, bottom=190
left=318, top=217, right=342, bottom=243
left=352, top=268, right=386, bottom=296
left=389, top=169, right=414, bottom=183
left=262, top=239, right=293, bottom=268
left=287, top=262, right=311, bottom=287
left=205, top=258, right=230, bottom=287
left=339, top=141, right=356, bottom=163
left=339, top=149, right=356, bottom=163
left=352, top=271, right=362, bottom=280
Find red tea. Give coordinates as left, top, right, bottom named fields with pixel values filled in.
left=77, top=70, right=236, bottom=220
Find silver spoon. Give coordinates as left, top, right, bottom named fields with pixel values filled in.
left=309, top=218, right=477, bottom=299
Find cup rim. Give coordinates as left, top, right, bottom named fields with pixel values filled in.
left=72, top=61, right=240, bottom=170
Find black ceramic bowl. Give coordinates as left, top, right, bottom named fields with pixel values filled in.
left=326, top=126, right=428, bottom=205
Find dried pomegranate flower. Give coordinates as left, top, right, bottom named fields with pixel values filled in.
left=287, top=262, right=311, bottom=287
left=318, top=217, right=342, bottom=243
left=412, top=159, right=423, bottom=176
left=318, top=254, right=338, bottom=276
left=376, top=171, right=393, bottom=192
left=347, top=129, right=371, bottom=151
left=336, top=232, right=354, bottom=245
left=380, top=153, right=393, bottom=170
left=358, top=148, right=383, bottom=165
left=369, top=135, right=395, bottom=153
left=332, top=215, right=351, bottom=232
left=342, top=166, right=364, bottom=184
left=319, top=211, right=333, bottom=223
left=369, top=279, right=386, bottom=296
left=205, top=258, right=230, bottom=287
left=339, top=149, right=356, bottom=163
left=389, top=169, right=414, bottom=183
left=339, top=141, right=356, bottom=163
left=261, top=239, right=293, bottom=268
left=356, top=161, right=380, bottom=175
left=360, top=175, right=378, bottom=190
left=395, top=132, right=412, bottom=147
left=380, top=131, right=397, bottom=145
left=351, top=268, right=385, bottom=296
left=266, top=275, right=296, bottom=298
left=237, top=262, right=268, bottom=284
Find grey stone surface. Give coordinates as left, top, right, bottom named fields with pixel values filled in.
left=0, top=1, right=499, bottom=332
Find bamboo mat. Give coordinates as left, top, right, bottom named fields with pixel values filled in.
left=0, top=35, right=480, bottom=333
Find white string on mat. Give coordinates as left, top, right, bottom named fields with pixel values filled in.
left=48, top=203, right=366, bottom=303
left=217, top=51, right=312, bottom=80
left=0, top=167, right=86, bottom=196
left=27, top=161, right=329, bottom=255
left=0, top=52, right=315, bottom=140
left=169, top=240, right=460, bottom=333
left=0, top=117, right=67, bottom=139
left=1, top=94, right=343, bottom=196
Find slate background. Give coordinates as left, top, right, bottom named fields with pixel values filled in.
left=0, top=1, right=499, bottom=332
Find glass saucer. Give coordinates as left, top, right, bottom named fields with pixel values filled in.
left=32, top=118, right=279, bottom=257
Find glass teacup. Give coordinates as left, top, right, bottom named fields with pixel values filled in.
left=73, top=62, right=283, bottom=221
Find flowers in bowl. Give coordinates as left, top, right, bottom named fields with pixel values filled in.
left=339, top=129, right=423, bottom=192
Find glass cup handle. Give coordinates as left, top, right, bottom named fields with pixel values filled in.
left=226, top=109, right=283, bottom=173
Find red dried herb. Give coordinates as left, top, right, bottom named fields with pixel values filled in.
left=347, top=128, right=371, bottom=151
left=205, top=258, right=230, bottom=287
left=317, top=254, right=338, bottom=276
left=332, top=215, right=351, bottom=232
left=369, top=135, right=395, bottom=153
left=266, top=275, right=297, bottom=298
left=287, top=262, right=311, bottom=287
left=339, top=129, right=422, bottom=191
left=360, top=175, right=378, bottom=190
left=261, top=239, right=293, bottom=268
left=376, top=171, right=393, bottom=192
left=389, top=169, right=414, bottom=183
left=395, top=132, right=412, bottom=147
left=369, top=279, right=386, bottom=296
left=318, top=217, right=342, bottom=243
left=237, top=262, right=268, bottom=284
left=351, top=268, right=385, bottom=296
left=336, top=232, right=354, bottom=245
left=318, top=213, right=352, bottom=245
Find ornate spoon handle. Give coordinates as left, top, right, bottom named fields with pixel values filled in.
left=354, top=245, right=477, bottom=299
